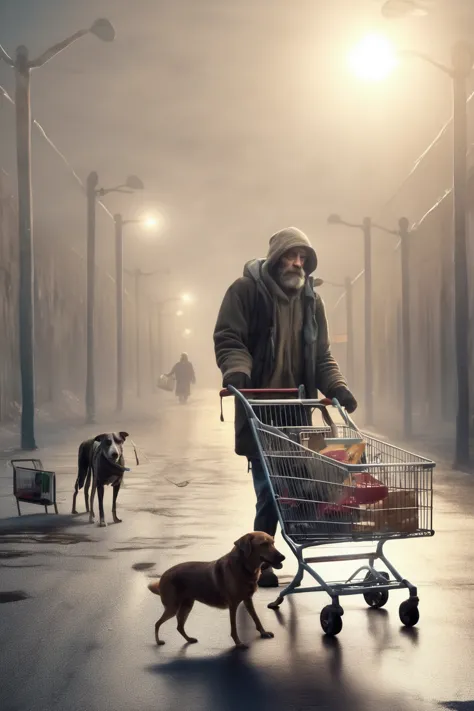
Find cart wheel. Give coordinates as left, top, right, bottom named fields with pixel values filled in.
left=320, top=606, right=343, bottom=637
left=363, top=570, right=390, bottom=609
left=268, top=596, right=284, bottom=610
left=399, top=599, right=419, bottom=627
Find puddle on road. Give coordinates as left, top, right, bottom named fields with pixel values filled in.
left=0, top=590, right=31, bottom=603
left=0, top=550, right=33, bottom=559
left=128, top=506, right=198, bottom=519
left=0, top=530, right=92, bottom=546
left=111, top=542, right=191, bottom=552
left=132, top=562, right=156, bottom=571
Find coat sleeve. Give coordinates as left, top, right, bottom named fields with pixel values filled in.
left=213, top=278, right=254, bottom=381
left=314, top=295, right=347, bottom=395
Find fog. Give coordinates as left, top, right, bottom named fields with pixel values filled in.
left=0, top=0, right=473, bottom=441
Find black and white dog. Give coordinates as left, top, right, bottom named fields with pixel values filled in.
left=72, top=432, right=129, bottom=527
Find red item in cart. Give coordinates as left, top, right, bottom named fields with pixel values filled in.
left=339, top=472, right=388, bottom=506
left=319, top=447, right=349, bottom=463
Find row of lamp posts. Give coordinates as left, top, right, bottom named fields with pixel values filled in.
left=0, top=18, right=182, bottom=444
left=326, top=215, right=412, bottom=439
left=324, top=0, right=474, bottom=470
left=0, top=19, right=115, bottom=449
left=375, top=3, right=472, bottom=465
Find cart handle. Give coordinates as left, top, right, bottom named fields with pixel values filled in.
left=219, top=386, right=337, bottom=422
left=219, top=388, right=301, bottom=398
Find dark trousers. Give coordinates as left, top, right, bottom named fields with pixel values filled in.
left=249, top=456, right=278, bottom=537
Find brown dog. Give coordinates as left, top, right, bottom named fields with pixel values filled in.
left=148, top=531, right=285, bottom=649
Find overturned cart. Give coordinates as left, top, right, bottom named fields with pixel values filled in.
left=222, top=387, right=435, bottom=637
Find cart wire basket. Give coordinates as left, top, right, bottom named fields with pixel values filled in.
left=220, top=386, right=435, bottom=636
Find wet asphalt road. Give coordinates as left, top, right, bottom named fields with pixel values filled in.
left=0, top=390, right=473, bottom=711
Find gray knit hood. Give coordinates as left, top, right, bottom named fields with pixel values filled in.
left=266, top=227, right=318, bottom=275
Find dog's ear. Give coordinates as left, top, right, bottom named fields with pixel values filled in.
left=118, top=431, right=129, bottom=441
left=94, top=434, right=109, bottom=442
left=234, top=533, right=254, bottom=558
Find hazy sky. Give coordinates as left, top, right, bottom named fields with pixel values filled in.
left=0, top=0, right=471, bottom=378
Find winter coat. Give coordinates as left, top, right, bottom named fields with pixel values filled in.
left=213, top=259, right=347, bottom=457
left=169, top=361, right=196, bottom=398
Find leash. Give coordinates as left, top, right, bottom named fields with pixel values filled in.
left=129, top=439, right=141, bottom=466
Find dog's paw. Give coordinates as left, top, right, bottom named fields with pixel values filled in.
left=234, top=642, right=249, bottom=650
left=186, top=637, right=198, bottom=644
left=112, top=516, right=122, bottom=524
left=99, top=520, right=107, bottom=528
left=260, top=631, right=274, bottom=639
left=72, top=509, right=77, bottom=515
left=156, top=639, right=165, bottom=646
left=88, top=516, right=95, bottom=524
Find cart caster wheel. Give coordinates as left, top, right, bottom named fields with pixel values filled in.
left=399, top=599, right=420, bottom=627
left=363, top=571, right=390, bottom=609
left=320, top=606, right=343, bottom=637
left=268, top=596, right=283, bottom=610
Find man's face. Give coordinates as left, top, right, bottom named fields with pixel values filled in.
left=276, top=248, right=307, bottom=291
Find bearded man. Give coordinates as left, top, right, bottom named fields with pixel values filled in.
left=214, top=227, right=357, bottom=587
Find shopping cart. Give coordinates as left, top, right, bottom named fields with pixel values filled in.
left=220, top=387, right=435, bottom=636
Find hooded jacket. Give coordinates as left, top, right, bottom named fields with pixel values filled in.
left=214, top=227, right=347, bottom=457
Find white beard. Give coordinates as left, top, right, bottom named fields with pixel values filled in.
left=278, top=270, right=305, bottom=291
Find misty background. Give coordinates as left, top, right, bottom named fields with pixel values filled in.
left=0, top=0, right=473, bottom=433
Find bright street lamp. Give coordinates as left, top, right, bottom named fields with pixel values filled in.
left=0, top=18, right=115, bottom=448
left=348, top=33, right=398, bottom=81
left=142, top=215, right=159, bottom=230
left=352, top=4, right=473, bottom=465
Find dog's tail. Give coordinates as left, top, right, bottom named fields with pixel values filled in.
left=148, top=579, right=161, bottom=596
left=76, top=440, right=92, bottom=490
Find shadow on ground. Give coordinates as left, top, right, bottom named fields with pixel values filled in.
left=145, top=597, right=426, bottom=711
left=0, top=513, right=91, bottom=537
left=146, top=641, right=420, bottom=711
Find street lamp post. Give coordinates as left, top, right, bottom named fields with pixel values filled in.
left=365, top=217, right=414, bottom=439
left=0, top=19, right=115, bottom=449
left=345, top=276, right=355, bottom=388
left=379, top=4, right=473, bottom=464
left=328, top=214, right=414, bottom=436
left=85, top=174, right=143, bottom=423
left=327, top=214, right=374, bottom=424
left=363, top=217, right=373, bottom=426
left=114, top=212, right=159, bottom=409
left=316, top=277, right=355, bottom=387
left=451, top=43, right=472, bottom=468
left=125, top=267, right=164, bottom=400
left=114, top=214, right=124, bottom=412
left=398, top=218, right=413, bottom=439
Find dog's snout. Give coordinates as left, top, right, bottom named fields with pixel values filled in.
left=110, top=450, right=119, bottom=461
left=270, top=548, right=285, bottom=569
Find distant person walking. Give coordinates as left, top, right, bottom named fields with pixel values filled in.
left=166, top=353, right=196, bottom=404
